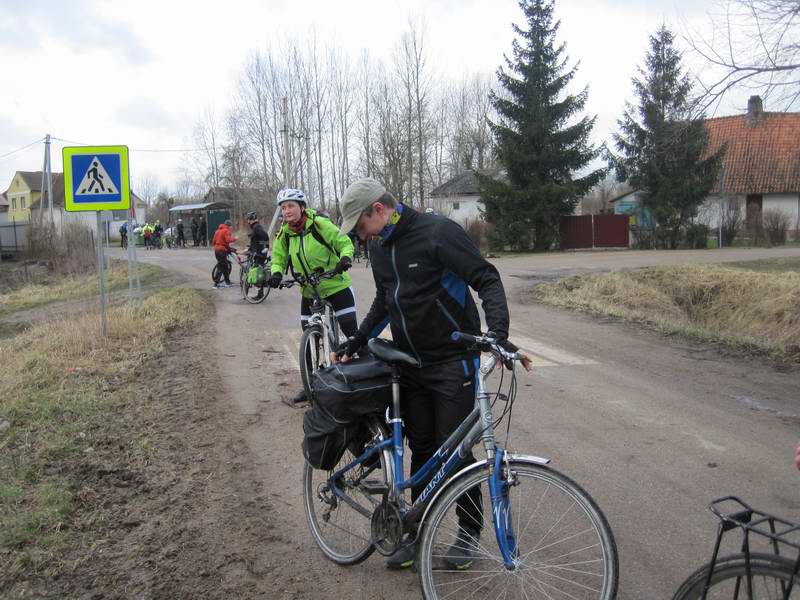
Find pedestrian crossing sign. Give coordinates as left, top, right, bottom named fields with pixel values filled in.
left=63, top=145, right=130, bottom=212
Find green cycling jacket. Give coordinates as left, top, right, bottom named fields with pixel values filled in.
left=271, top=209, right=355, bottom=299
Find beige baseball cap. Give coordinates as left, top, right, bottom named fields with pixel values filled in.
left=339, top=177, right=387, bottom=235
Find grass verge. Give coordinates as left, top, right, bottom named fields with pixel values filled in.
left=534, top=262, right=800, bottom=359
left=0, top=287, right=208, bottom=575
left=0, top=261, right=161, bottom=319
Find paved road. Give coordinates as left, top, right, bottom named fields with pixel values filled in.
left=112, top=245, right=800, bottom=599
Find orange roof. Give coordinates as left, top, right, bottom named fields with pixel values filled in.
left=705, top=112, right=800, bottom=195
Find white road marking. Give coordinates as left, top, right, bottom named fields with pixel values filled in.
left=282, top=343, right=300, bottom=372
left=510, top=332, right=598, bottom=366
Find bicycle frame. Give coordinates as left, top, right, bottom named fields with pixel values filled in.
left=328, top=351, right=550, bottom=569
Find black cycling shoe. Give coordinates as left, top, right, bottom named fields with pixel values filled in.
left=444, top=526, right=481, bottom=570
left=386, top=544, right=415, bottom=570
left=291, top=389, right=309, bottom=404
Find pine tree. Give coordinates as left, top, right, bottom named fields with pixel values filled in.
left=611, top=25, right=724, bottom=249
left=477, top=0, right=604, bottom=251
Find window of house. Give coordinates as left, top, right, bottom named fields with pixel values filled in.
left=12, top=198, right=16, bottom=210
left=452, top=202, right=460, bottom=210
left=21, top=198, right=26, bottom=209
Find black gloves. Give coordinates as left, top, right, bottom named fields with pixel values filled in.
left=334, top=256, right=352, bottom=274
left=498, top=338, right=518, bottom=353
left=267, top=272, right=283, bottom=288
left=336, top=332, right=367, bottom=359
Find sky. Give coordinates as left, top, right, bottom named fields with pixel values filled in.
left=0, top=0, right=758, bottom=197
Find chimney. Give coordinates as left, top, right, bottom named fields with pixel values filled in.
left=747, top=95, right=763, bottom=123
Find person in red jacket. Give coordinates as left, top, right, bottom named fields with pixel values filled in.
left=211, top=219, right=238, bottom=288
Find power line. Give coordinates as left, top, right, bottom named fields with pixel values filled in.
left=52, top=136, right=205, bottom=153
left=0, top=137, right=45, bottom=160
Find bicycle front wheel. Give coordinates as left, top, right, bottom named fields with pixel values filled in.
left=302, top=418, right=390, bottom=565
left=299, top=325, right=324, bottom=402
left=673, top=553, right=800, bottom=599
left=418, top=460, right=618, bottom=600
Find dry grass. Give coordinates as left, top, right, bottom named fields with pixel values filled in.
left=0, top=261, right=160, bottom=319
left=0, top=288, right=208, bottom=558
left=535, top=264, right=800, bottom=355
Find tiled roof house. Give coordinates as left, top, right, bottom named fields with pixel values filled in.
left=703, top=96, right=800, bottom=233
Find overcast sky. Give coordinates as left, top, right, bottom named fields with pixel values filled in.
left=0, top=0, right=757, bottom=196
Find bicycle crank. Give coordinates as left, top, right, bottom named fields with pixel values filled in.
left=370, top=499, right=404, bottom=556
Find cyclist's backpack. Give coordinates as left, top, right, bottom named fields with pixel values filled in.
left=302, top=353, right=393, bottom=470
left=247, top=265, right=266, bottom=285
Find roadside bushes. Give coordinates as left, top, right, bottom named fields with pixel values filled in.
left=24, top=221, right=96, bottom=276
left=762, top=209, right=791, bottom=246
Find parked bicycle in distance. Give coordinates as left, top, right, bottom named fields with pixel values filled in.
left=238, top=250, right=271, bottom=304
left=302, top=331, right=619, bottom=600
left=673, top=496, right=799, bottom=599
left=277, top=266, right=343, bottom=402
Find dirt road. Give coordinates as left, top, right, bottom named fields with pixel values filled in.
left=115, top=245, right=800, bottom=599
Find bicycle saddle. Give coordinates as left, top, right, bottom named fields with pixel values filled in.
left=367, top=338, right=419, bottom=367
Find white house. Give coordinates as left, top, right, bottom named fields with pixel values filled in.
left=428, top=169, right=504, bottom=225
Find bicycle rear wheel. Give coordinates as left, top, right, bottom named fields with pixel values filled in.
left=303, top=418, right=390, bottom=565
left=673, top=553, right=800, bottom=599
left=299, top=325, right=324, bottom=402
left=418, top=460, right=618, bottom=600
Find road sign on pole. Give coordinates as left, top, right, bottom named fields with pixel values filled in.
left=63, top=145, right=130, bottom=212
left=62, top=145, right=132, bottom=336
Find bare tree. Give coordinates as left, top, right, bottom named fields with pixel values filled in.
left=193, top=106, right=223, bottom=190
left=689, top=0, right=800, bottom=112
left=134, top=172, right=159, bottom=207
left=395, top=18, right=432, bottom=207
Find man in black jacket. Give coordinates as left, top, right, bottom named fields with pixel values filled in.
left=337, top=177, right=530, bottom=570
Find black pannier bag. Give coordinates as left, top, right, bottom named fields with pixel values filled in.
left=302, top=354, right=393, bottom=470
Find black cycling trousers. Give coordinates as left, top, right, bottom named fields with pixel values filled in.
left=401, top=358, right=483, bottom=532
left=214, top=250, right=232, bottom=283
left=300, top=286, right=357, bottom=338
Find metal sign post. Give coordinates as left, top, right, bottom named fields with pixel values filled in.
left=95, top=211, right=108, bottom=337
left=63, top=145, right=131, bottom=337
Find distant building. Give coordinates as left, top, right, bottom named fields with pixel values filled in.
left=704, top=95, right=800, bottom=235
left=2, top=171, right=53, bottom=222
left=428, top=169, right=504, bottom=225
left=610, top=96, right=800, bottom=238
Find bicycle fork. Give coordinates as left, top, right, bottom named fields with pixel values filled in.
left=476, top=360, right=520, bottom=570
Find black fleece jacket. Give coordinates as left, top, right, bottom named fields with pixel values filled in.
left=358, top=205, right=510, bottom=367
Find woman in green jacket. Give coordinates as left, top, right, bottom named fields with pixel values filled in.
left=268, top=188, right=357, bottom=338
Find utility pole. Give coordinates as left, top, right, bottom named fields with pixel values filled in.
left=39, top=134, right=54, bottom=224
left=718, top=164, right=725, bottom=249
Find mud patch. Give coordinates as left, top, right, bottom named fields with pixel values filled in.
left=1, top=312, right=303, bottom=599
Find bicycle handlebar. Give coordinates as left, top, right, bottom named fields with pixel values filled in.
left=451, top=331, right=522, bottom=364
left=278, top=268, right=340, bottom=290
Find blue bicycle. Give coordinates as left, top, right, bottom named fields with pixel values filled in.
left=302, top=332, right=619, bottom=599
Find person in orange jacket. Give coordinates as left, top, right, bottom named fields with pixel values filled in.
left=211, top=219, right=238, bottom=288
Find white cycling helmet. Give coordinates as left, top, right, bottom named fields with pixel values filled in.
left=277, top=188, right=306, bottom=206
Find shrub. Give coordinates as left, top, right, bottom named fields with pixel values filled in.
left=720, top=199, right=743, bottom=246
left=684, top=223, right=710, bottom=249
left=762, top=209, right=791, bottom=246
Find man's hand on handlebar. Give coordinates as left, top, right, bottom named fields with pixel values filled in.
left=267, top=272, right=282, bottom=288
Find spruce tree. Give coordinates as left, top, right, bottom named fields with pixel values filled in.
left=477, top=0, right=604, bottom=251
left=611, top=25, right=724, bottom=249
